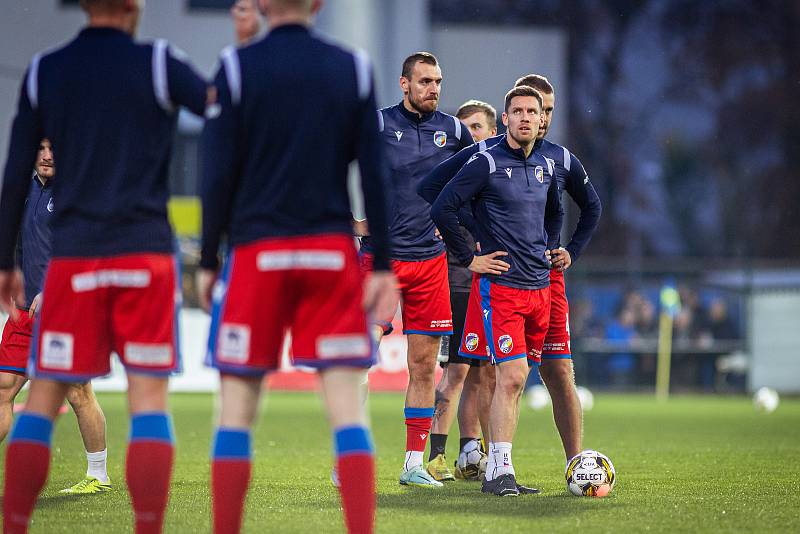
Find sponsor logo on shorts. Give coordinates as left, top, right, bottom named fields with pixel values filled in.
left=317, top=335, right=370, bottom=359
left=429, top=319, right=453, bottom=329
left=125, top=342, right=172, bottom=366
left=41, top=331, right=74, bottom=370
left=498, top=334, right=513, bottom=354
left=218, top=324, right=251, bottom=364
left=465, top=332, right=479, bottom=352
left=71, top=270, right=151, bottom=293
left=433, top=130, right=447, bottom=147
left=543, top=342, right=567, bottom=352
left=256, top=250, right=345, bottom=271
left=529, top=348, right=543, bottom=359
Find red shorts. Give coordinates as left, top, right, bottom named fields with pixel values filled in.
left=458, top=275, right=551, bottom=365
left=0, top=309, right=34, bottom=376
left=360, top=252, right=452, bottom=336
left=32, top=254, right=180, bottom=380
left=208, top=235, right=375, bottom=375
left=542, top=269, right=571, bottom=360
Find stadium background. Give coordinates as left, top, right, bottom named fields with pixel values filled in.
left=1, top=0, right=799, bottom=396
left=0, top=3, right=799, bottom=533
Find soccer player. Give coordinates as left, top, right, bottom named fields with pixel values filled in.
left=427, top=100, right=497, bottom=482
left=231, top=0, right=261, bottom=45
left=359, top=52, right=474, bottom=488
left=420, top=74, right=602, bottom=462
left=431, top=85, right=562, bottom=496
left=0, top=139, right=111, bottom=495
left=197, top=0, right=397, bottom=532
left=0, top=1, right=210, bottom=532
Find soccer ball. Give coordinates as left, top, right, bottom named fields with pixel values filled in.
left=457, top=438, right=486, bottom=472
left=576, top=386, right=594, bottom=411
left=753, top=387, right=779, bottom=413
left=526, top=384, right=550, bottom=411
left=565, top=450, right=616, bottom=497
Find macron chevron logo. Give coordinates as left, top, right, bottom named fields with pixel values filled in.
left=504, top=167, right=512, bottom=178
left=395, top=131, right=403, bottom=141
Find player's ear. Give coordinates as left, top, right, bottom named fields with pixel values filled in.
left=501, top=112, right=509, bottom=127
left=399, top=76, right=409, bottom=95
left=490, top=127, right=498, bottom=136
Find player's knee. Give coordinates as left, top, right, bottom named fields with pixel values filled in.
left=540, top=361, right=574, bottom=388
left=496, top=368, right=527, bottom=397
left=66, top=383, right=96, bottom=410
left=446, top=364, right=469, bottom=386
left=408, top=350, right=437, bottom=376
left=0, top=376, right=22, bottom=403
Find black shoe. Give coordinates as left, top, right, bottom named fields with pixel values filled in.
left=490, top=474, right=520, bottom=497
left=516, top=481, right=541, bottom=495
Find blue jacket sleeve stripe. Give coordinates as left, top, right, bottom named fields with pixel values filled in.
left=26, top=54, right=41, bottom=110
left=479, top=151, right=496, bottom=174
left=152, top=40, right=173, bottom=113
left=353, top=49, right=371, bottom=100
left=220, top=46, right=242, bottom=106
left=452, top=115, right=462, bottom=140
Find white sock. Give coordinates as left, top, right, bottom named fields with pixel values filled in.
left=492, top=442, right=514, bottom=479
left=86, top=449, right=109, bottom=483
left=403, top=450, right=423, bottom=471
left=485, top=442, right=496, bottom=480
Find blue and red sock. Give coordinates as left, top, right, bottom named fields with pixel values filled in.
left=126, top=412, right=175, bottom=534
left=211, top=428, right=252, bottom=534
left=3, top=413, right=53, bottom=533
left=404, top=407, right=434, bottom=467
left=335, top=425, right=375, bottom=534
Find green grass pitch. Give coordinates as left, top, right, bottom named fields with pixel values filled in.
left=1, top=392, right=798, bottom=533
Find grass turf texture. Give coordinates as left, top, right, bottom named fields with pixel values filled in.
left=1, top=392, right=798, bottom=533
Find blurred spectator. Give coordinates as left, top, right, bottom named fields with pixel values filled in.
left=635, top=296, right=658, bottom=338
left=604, top=304, right=638, bottom=388
left=703, top=299, right=739, bottom=341
left=569, top=298, right=604, bottom=339
left=696, top=298, right=740, bottom=391
left=231, top=0, right=261, bottom=45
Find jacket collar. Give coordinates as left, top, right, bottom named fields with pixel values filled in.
left=396, top=101, right=435, bottom=124
left=498, top=136, right=538, bottom=162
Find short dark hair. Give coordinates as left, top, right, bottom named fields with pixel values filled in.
left=514, top=74, right=554, bottom=95
left=80, top=0, right=126, bottom=10
left=401, top=52, right=439, bottom=79
left=456, top=100, right=497, bottom=126
left=504, top=85, right=543, bottom=112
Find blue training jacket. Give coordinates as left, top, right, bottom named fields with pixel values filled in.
left=0, top=27, right=209, bottom=269
left=14, top=175, right=53, bottom=308
left=419, top=134, right=601, bottom=261
left=360, top=102, right=473, bottom=261
left=200, top=25, right=393, bottom=271
left=431, top=137, right=562, bottom=290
